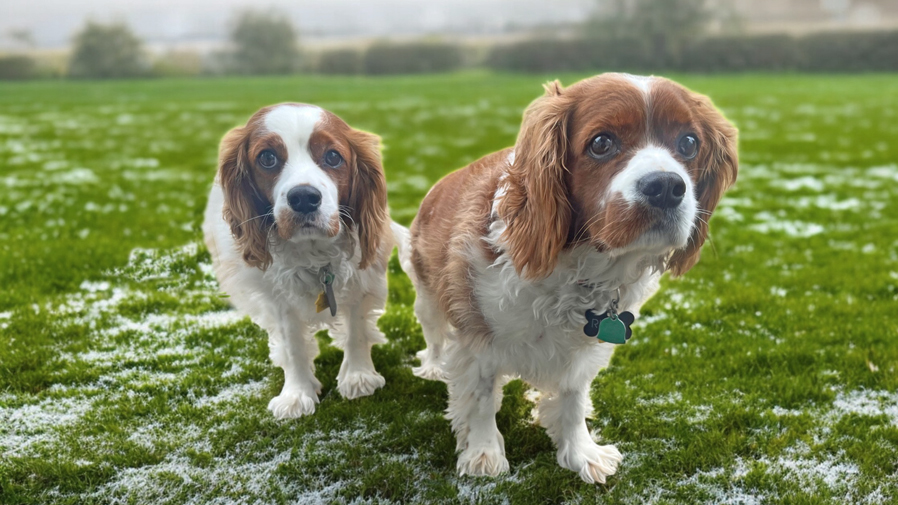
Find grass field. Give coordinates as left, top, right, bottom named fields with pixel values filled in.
left=1, top=72, right=897, bottom=504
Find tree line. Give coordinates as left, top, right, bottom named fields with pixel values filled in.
left=1, top=2, right=896, bottom=80
left=1, top=10, right=302, bottom=80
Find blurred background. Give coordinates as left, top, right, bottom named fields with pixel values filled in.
left=2, top=3, right=898, bottom=503
left=1, top=0, right=897, bottom=80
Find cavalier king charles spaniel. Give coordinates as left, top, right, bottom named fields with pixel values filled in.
left=203, top=104, right=398, bottom=419
left=399, top=74, right=738, bottom=482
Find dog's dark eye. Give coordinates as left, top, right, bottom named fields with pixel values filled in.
left=323, top=150, right=344, bottom=168
left=258, top=150, right=278, bottom=169
left=677, top=134, right=699, bottom=160
left=588, top=134, right=616, bottom=159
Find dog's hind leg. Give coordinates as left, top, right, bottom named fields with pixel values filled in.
left=411, top=286, right=451, bottom=381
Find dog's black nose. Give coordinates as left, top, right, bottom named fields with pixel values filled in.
left=287, top=186, right=322, bottom=214
left=638, top=172, right=686, bottom=209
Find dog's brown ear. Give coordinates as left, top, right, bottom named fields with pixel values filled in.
left=347, top=130, right=388, bottom=269
left=667, top=93, right=738, bottom=277
left=498, top=80, right=572, bottom=280
left=219, top=126, right=273, bottom=270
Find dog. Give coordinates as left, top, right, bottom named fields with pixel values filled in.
left=400, top=73, right=738, bottom=482
left=203, top=103, right=397, bottom=419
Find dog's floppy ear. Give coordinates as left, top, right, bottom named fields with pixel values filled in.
left=347, top=130, right=388, bottom=269
left=667, top=93, right=738, bottom=277
left=219, top=126, right=274, bottom=270
left=498, top=80, right=572, bottom=280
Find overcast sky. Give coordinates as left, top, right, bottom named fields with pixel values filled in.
left=1, top=0, right=596, bottom=49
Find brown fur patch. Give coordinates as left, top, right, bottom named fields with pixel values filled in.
left=497, top=82, right=572, bottom=280
left=411, top=150, right=509, bottom=349
left=219, top=126, right=276, bottom=268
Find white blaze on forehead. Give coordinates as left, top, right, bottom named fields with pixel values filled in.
left=619, top=74, right=654, bottom=138
left=263, top=104, right=322, bottom=152
left=263, top=104, right=340, bottom=233
left=621, top=73, right=653, bottom=96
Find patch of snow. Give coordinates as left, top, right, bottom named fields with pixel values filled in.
left=194, top=381, right=266, bottom=408
left=79, top=280, right=110, bottom=292
left=750, top=217, right=824, bottom=238
left=51, top=168, right=98, bottom=185
left=831, top=389, right=898, bottom=425
left=867, top=164, right=898, bottom=181
left=782, top=176, right=825, bottom=192
left=795, top=195, right=862, bottom=211
left=637, top=391, right=683, bottom=407
left=0, top=396, right=95, bottom=458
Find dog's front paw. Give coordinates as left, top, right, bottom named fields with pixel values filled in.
left=267, top=390, right=318, bottom=419
left=337, top=369, right=386, bottom=400
left=557, top=441, right=622, bottom=484
left=457, top=443, right=509, bottom=477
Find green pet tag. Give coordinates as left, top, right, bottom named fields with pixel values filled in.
left=583, top=288, right=635, bottom=344
left=598, top=315, right=628, bottom=344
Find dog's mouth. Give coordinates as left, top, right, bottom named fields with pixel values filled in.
left=275, top=211, right=324, bottom=240
left=276, top=211, right=342, bottom=241
left=589, top=205, right=693, bottom=254
left=633, top=217, right=694, bottom=255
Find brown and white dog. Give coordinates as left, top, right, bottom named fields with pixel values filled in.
left=399, top=74, right=738, bottom=482
left=203, top=104, right=398, bottom=419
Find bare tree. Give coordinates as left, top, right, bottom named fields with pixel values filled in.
left=228, top=10, right=301, bottom=75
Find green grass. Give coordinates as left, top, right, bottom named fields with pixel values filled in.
left=1, top=72, right=897, bottom=504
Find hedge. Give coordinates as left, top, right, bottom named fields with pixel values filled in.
left=0, top=55, right=37, bottom=80
left=799, top=30, right=898, bottom=72
left=362, top=41, right=463, bottom=75
left=316, top=48, right=363, bottom=75
left=486, top=30, right=898, bottom=73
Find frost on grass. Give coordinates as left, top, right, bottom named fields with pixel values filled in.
left=750, top=213, right=825, bottom=238
left=80, top=420, right=422, bottom=505
left=113, top=242, right=217, bottom=290
left=681, top=445, right=867, bottom=505
left=668, top=390, right=898, bottom=504
left=2, top=240, right=433, bottom=504
left=0, top=242, right=259, bottom=463
left=0, top=396, right=96, bottom=458
left=81, top=447, right=297, bottom=505
left=831, top=389, right=898, bottom=425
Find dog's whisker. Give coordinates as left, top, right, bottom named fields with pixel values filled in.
left=238, top=210, right=275, bottom=228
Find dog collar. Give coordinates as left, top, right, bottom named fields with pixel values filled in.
left=314, top=265, right=337, bottom=317
left=583, top=288, right=634, bottom=344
